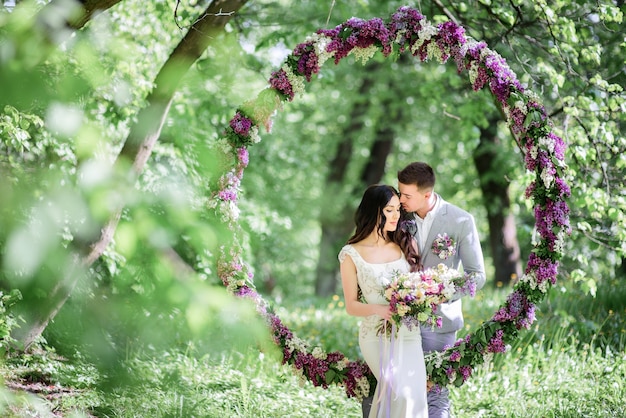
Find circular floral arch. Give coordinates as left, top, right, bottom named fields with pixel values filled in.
left=214, top=6, right=571, bottom=400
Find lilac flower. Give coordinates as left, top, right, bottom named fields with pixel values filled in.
left=269, top=68, right=295, bottom=101
left=527, top=253, right=559, bottom=285
left=483, top=54, right=522, bottom=104
left=292, top=42, right=320, bottom=82
left=436, top=21, right=466, bottom=62
left=525, top=181, right=536, bottom=199
left=229, top=112, right=252, bottom=137
left=554, top=177, right=571, bottom=199
left=235, top=285, right=258, bottom=300
left=218, top=188, right=237, bottom=202
left=318, top=17, right=392, bottom=64
left=343, top=360, right=371, bottom=398
left=487, top=329, right=507, bottom=353
left=508, top=106, right=526, bottom=134
left=389, top=6, right=425, bottom=50
left=492, top=290, right=537, bottom=329
left=548, top=132, right=566, bottom=160
left=449, top=350, right=461, bottom=362
left=459, top=365, right=473, bottom=381
left=237, top=147, right=249, bottom=167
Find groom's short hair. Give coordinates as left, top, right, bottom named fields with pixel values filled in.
left=397, top=162, right=436, bottom=190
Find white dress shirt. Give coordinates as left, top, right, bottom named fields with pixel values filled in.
left=414, top=193, right=441, bottom=253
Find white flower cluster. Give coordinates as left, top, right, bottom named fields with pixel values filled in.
left=249, top=125, right=262, bottom=144
left=418, top=21, right=438, bottom=41
left=468, top=61, right=480, bottom=86
left=426, top=41, right=445, bottom=63
left=480, top=46, right=496, bottom=61
left=287, top=335, right=309, bottom=355
left=306, top=33, right=335, bottom=67
left=350, top=44, right=379, bottom=64
left=437, top=271, right=459, bottom=300
left=538, top=135, right=556, bottom=154
left=394, top=29, right=408, bottom=44
left=219, top=200, right=241, bottom=223
left=554, top=229, right=567, bottom=254
left=428, top=350, right=445, bottom=369
left=411, top=20, right=437, bottom=54
left=518, top=271, right=549, bottom=293
left=459, top=38, right=480, bottom=57
left=334, top=357, right=349, bottom=371
left=353, top=377, right=370, bottom=402
left=540, top=166, right=555, bottom=189
left=281, top=63, right=306, bottom=97
left=311, top=346, right=327, bottom=360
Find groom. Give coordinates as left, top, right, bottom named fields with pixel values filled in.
left=397, top=161, right=486, bottom=417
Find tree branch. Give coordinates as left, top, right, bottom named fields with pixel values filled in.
left=19, top=0, right=249, bottom=350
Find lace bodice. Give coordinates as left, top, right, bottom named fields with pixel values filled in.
left=338, top=244, right=412, bottom=337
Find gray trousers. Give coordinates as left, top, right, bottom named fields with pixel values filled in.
left=422, top=328, right=457, bottom=418
left=361, top=328, right=457, bottom=418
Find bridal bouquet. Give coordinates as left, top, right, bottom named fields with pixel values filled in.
left=377, top=264, right=470, bottom=337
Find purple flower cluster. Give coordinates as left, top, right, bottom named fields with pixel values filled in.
left=388, top=6, right=425, bottom=51
left=458, top=365, right=473, bottom=381
left=526, top=253, right=559, bottom=285
left=216, top=253, right=243, bottom=287
left=235, top=285, right=259, bottom=302
left=553, top=176, right=571, bottom=200
left=492, top=290, right=536, bottom=329
left=230, top=111, right=252, bottom=136
left=484, top=53, right=523, bottom=104
left=218, top=188, right=237, bottom=202
left=464, top=42, right=490, bottom=90
left=436, top=21, right=466, bottom=62
left=291, top=42, right=320, bottom=82
left=318, top=17, right=393, bottom=64
left=487, top=329, right=506, bottom=353
left=457, top=273, right=478, bottom=297
left=217, top=171, right=241, bottom=203
left=343, top=360, right=372, bottom=398
left=294, top=351, right=330, bottom=387
left=508, top=106, right=527, bottom=135
left=269, top=68, right=295, bottom=101
left=534, top=199, right=570, bottom=250
left=268, top=313, right=293, bottom=347
left=237, top=147, right=249, bottom=167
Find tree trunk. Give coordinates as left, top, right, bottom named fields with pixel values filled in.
left=473, top=119, right=522, bottom=286
left=314, top=64, right=379, bottom=297
left=315, top=66, right=402, bottom=297
left=15, top=0, right=249, bottom=350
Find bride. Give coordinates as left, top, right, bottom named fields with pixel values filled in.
left=338, top=184, right=428, bottom=418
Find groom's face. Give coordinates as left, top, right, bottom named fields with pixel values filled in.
left=398, top=183, right=428, bottom=215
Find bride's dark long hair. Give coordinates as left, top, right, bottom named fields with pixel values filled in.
left=347, top=184, right=421, bottom=272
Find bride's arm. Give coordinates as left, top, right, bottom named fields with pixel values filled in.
left=340, top=255, right=391, bottom=320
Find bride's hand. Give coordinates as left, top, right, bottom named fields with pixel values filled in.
left=376, top=304, right=393, bottom=321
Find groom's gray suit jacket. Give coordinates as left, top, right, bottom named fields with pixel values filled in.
left=412, top=197, right=486, bottom=333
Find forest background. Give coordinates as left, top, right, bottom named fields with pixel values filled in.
left=0, top=0, right=624, bottom=416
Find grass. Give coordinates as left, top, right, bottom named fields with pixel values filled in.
left=1, top=281, right=625, bottom=417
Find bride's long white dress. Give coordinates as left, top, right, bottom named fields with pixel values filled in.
left=339, top=245, right=428, bottom=418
